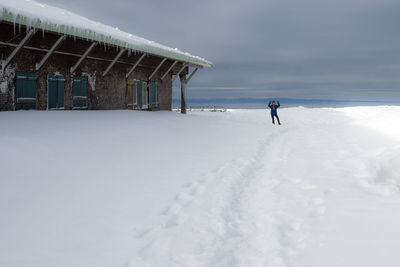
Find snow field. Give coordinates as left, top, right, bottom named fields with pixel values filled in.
left=129, top=107, right=400, bottom=267
left=0, top=110, right=263, bottom=267
left=1, top=107, right=400, bottom=267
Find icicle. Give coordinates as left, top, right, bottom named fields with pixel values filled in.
left=13, top=15, right=16, bottom=34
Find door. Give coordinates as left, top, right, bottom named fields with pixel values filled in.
left=127, top=79, right=136, bottom=110
left=16, top=72, right=37, bottom=110
left=73, top=76, right=87, bottom=109
left=149, top=81, right=158, bottom=108
left=48, top=74, right=65, bottom=109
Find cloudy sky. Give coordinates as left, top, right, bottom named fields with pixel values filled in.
left=41, top=0, right=400, bottom=101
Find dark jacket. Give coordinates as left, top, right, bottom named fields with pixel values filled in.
left=268, top=101, right=280, bottom=115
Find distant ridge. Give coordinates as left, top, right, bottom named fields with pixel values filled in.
left=172, top=98, right=400, bottom=109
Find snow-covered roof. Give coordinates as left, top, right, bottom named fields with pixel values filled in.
left=0, top=0, right=212, bottom=68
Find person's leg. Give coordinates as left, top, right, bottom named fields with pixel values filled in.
left=276, top=115, right=281, bottom=125
left=271, top=114, right=275, bottom=124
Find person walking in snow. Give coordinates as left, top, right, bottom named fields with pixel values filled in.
left=268, top=100, right=281, bottom=125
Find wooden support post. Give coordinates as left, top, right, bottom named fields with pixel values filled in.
left=148, top=58, right=167, bottom=81
left=180, top=73, right=187, bottom=114
left=36, top=35, right=66, bottom=71
left=70, top=42, right=97, bottom=73
left=125, top=53, right=146, bottom=78
left=161, top=60, right=178, bottom=80
left=102, top=48, right=126, bottom=77
left=2, top=29, right=36, bottom=70
left=178, top=66, right=201, bottom=114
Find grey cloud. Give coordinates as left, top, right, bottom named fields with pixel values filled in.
left=41, top=0, right=400, bottom=101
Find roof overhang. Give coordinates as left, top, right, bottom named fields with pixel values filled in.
left=0, top=3, right=212, bottom=68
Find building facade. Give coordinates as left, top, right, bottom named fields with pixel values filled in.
left=0, top=2, right=211, bottom=112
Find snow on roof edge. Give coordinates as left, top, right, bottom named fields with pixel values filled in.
left=0, top=1, right=212, bottom=68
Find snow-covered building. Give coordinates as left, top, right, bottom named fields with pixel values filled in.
left=0, top=0, right=211, bottom=112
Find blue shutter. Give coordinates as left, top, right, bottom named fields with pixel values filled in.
left=48, top=74, right=65, bottom=109
left=48, top=75, right=57, bottom=109
left=16, top=72, right=37, bottom=110
left=136, top=81, right=143, bottom=109
left=149, top=81, right=158, bottom=108
left=73, top=76, right=87, bottom=109
left=57, top=76, right=64, bottom=108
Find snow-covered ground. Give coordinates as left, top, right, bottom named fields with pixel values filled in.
left=1, top=107, right=400, bottom=267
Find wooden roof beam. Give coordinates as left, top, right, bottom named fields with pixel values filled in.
left=70, top=42, right=97, bottom=73
left=186, top=67, right=199, bottom=84
left=125, top=53, right=146, bottom=78
left=148, top=58, right=167, bottom=81
left=102, top=48, right=126, bottom=77
left=161, top=60, right=178, bottom=80
left=35, top=35, right=66, bottom=71
left=172, top=63, right=188, bottom=83
left=2, top=29, right=36, bottom=70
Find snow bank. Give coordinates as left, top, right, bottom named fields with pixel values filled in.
left=339, top=106, right=400, bottom=196
left=339, top=106, right=400, bottom=141
left=0, top=0, right=212, bottom=67
left=373, top=152, right=400, bottom=195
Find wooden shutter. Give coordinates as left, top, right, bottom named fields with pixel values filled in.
left=48, top=74, right=65, bottom=109
left=73, top=76, right=87, bottom=109
left=16, top=72, right=37, bottom=110
left=142, top=82, right=148, bottom=109
left=136, top=81, right=143, bottom=109
left=149, top=81, right=158, bottom=108
left=57, top=76, right=65, bottom=108
left=127, top=80, right=136, bottom=109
